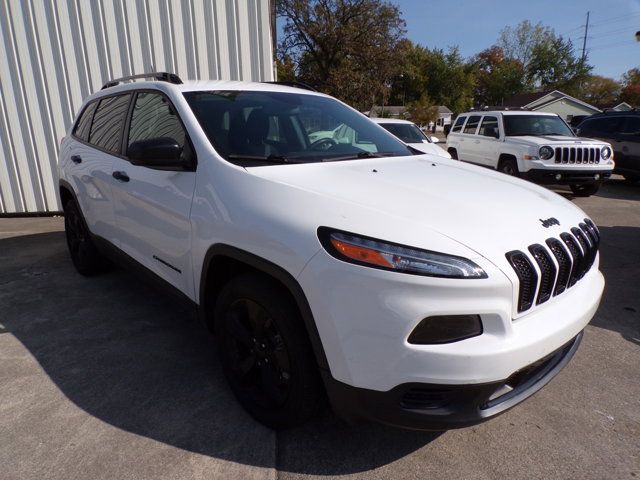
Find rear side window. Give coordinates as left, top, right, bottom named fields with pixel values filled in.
left=89, top=94, right=131, bottom=154
left=479, top=116, right=499, bottom=137
left=451, top=116, right=466, bottom=133
left=127, top=92, right=186, bottom=149
left=463, top=116, right=481, bottom=134
left=73, top=101, right=97, bottom=141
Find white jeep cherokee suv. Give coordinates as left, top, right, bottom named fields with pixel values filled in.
left=58, top=73, right=604, bottom=430
left=446, top=110, right=614, bottom=196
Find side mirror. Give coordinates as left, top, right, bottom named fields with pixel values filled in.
left=430, top=136, right=440, bottom=144
left=128, top=137, right=188, bottom=168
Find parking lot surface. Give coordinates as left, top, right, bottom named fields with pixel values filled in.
left=1, top=178, right=638, bottom=480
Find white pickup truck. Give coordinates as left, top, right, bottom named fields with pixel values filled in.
left=446, top=110, right=614, bottom=196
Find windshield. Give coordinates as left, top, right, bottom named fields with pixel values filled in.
left=379, top=123, right=429, bottom=143
left=184, top=90, right=413, bottom=164
left=503, top=115, right=574, bottom=137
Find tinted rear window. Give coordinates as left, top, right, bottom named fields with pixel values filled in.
left=89, top=94, right=131, bottom=154
left=73, top=101, right=97, bottom=141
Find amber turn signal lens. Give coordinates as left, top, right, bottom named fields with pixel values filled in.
left=330, top=238, right=392, bottom=268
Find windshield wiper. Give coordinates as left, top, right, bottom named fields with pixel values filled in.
left=322, top=151, right=396, bottom=162
left=227, top=154, right=298, bottom=164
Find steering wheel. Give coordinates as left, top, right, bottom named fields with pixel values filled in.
left=310, top=137, right=337, bottom=151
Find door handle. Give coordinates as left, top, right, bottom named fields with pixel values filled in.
left=112, top=171, right=130, bottom=182
left=71, top=155, right=82, bottom=164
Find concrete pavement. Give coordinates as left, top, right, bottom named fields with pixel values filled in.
left=0, top=178, right=638, bottom=479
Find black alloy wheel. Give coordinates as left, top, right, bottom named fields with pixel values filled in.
left=223, top=297, right=292, bottom=410
left=215, top=273, right=323, bottom=428
left=499, top=159, right=519, bottom=177
left=63, top=199, right=105, bottom=275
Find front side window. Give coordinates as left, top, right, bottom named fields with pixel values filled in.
left=503, top=115, right=574, bottom=137
left=127, top=92, right=186, bottom=150
left=479, top=116, right=499, bottom=137
left=184, top=90, right=412, bottom=164
left=73, top=101, right=98, bottom=141
left=89, top=94, right=131, bottom=154
left=463, top=116, right=481, bottom=134
left=379, top=123, right=429, bottom=143
left=451, top=116, right=466, bottom=133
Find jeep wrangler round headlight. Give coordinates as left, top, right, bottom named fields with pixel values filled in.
left=601, top=146, right=612, bottom=160
left=318, top=228, right=487, bottom=278
left=539, top=146, right=554, bottom=160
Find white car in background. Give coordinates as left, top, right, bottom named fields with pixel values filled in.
left=371, top=118, right=451, bottom=158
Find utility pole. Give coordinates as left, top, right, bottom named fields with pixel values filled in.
left=581, top=11, right=590, bottom=62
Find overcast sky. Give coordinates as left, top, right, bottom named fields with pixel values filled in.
left=397, top=0, right=640, bottom=80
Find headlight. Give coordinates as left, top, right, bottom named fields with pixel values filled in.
left=318, top=228, right=487, bottom=278
left=539, top=146, right=554, bottom=160
left=601, top=146, right=612, bottom=160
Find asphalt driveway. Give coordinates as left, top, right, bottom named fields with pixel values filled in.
left=0, top=179, right=638, bottom=479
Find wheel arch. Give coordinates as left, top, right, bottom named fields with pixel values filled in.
left=199, top=244, right=329, bottom=371
left=498, top=153, right=518, bottom=171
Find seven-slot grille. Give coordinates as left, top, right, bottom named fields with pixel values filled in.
left=554, top=147, right=600, bottom=164
left=506, top=218, right=600, bottom=313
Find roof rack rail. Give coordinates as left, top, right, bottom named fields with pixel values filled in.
left=480, top=106, right=530, bottom=112
left=101, top=72, right=183, bottom=90
left=263, top=81, right=318, bottom=92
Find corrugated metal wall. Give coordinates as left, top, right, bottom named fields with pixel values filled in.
left=0, top=0, right=275, bottom=214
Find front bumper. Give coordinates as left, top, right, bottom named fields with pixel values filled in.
left=324, top=331, right=583, bottom=430
left=522, top=168, right=611, bottom=185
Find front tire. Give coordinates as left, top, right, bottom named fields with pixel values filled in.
left=570, top=181, right=602, bottom=197
left=63, top=198, right=107, bottom=276
left=214, top=273, right=323, bottom=429
left=498, top=158, right=519, bottom=177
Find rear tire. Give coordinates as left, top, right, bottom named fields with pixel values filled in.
left=214, top=273, right=323, bottom=429
left=570, top=181, right=602, bottom=197
left=498, top=158, right=519, bottom=177
left=448, top=148, right=458, bottom=160
left=63, top=198, right=107, bottom=276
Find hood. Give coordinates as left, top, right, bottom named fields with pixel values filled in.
left=507, top=135, right=607, bottom=146
left=406, top=142, right=452, bottom=158
left=247, top=154, right=589, bottom=268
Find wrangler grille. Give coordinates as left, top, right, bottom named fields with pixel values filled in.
left=506, top=219, right=599, bottom=314
left=554, top=147, right=600, bottom=164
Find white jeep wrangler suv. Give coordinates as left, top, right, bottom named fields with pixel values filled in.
left=446, top=110, right=614, bottom=196
left=58, top=73, right=604, bottom=430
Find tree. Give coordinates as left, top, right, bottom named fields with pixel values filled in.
left=526, top=36, right=591, bottom=95
left=472, top=46, right=526, bottom=107
left=498, top=20, right=554, bottom=69
left=498, top=20, right=592, bottom=95
left=277, top=0, right=406, bottom=110
left=620, top=68, right=640, bottom=106
left=390, top=44, right=475, bottom=113
left=406, top=94, right=438, bottom=126
left=579, top=75, right=621, bottom=108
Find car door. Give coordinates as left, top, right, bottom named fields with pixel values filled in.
left=110, top=90, right=197, bottom=296
left=617, top=116, right=640, bottom=176
left=474, top=115, right=500, bottom=167
left=66, top=94, right=131, bottom=243
left=457, top=115, right=481, bottom=163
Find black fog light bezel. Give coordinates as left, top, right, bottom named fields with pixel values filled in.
left=407, top=315, right=483, bottom=345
